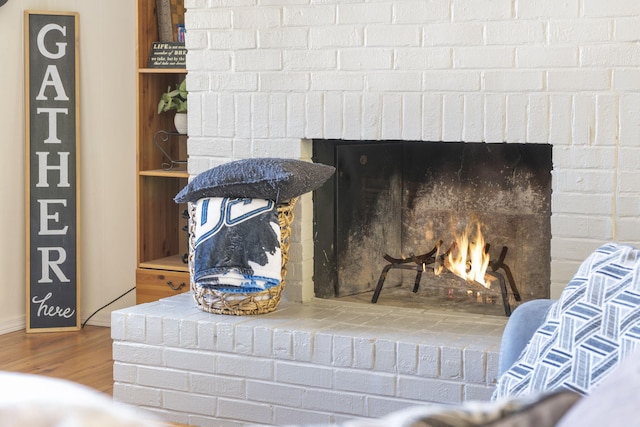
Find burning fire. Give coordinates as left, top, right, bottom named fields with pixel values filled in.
left=436, top=221, right=491, bottom=287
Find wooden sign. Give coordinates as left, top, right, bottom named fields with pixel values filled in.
left=25, top=11, right=80, bottom=332
left=147, top=42, right=186, bottom=68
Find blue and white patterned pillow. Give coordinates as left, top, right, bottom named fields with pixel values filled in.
left=493, top=243, right=640, bottom=399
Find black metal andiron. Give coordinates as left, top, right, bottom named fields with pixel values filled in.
left=372, top=242, right=521, bottom=316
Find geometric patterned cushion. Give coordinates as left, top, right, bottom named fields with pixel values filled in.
left=493, top=243, right=640, bottom=399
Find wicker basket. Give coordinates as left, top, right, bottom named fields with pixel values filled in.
left=188, top=197, right=297, bottom=315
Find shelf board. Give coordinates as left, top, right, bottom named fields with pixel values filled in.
left=140, top=254, right=189, bottom=272
left=139, top=68, right=187, bottom=74
left=139, top=168, right=189, bottom=178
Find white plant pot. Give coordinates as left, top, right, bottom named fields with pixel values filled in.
left=174, top=112, right=188, bottom=134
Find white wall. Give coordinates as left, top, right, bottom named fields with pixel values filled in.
left=185, top=0, right=640, bottom=301
left=0, top=0, right=136, bottom=332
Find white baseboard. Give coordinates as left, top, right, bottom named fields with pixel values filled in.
left=82, top=311, right=112, bottom=328
left=0, top=317, right=26, bottom=334
left=0, top=314, right=112, bottom=335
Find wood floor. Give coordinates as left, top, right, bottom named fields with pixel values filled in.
left=0, top=325, right=114, bottom=395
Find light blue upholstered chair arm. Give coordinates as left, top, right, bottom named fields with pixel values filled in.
left=498, top=299, right=556, bottom=376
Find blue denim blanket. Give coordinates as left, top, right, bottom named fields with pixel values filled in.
left=192, top=197, right=281, bottom=293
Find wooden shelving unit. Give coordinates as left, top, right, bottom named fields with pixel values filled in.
left=135, top=0, right=189, bottom=303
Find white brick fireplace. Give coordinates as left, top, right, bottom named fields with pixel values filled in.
left=184, top=0, right=640, bottom=301
left=112, top=1, right=640, bottom=425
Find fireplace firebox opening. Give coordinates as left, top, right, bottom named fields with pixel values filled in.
left=312, top=140, right=552, bottom=316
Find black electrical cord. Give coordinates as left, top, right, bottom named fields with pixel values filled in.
left=81, top=286, right=136, bottom=328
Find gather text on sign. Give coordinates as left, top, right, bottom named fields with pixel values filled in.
left=26, top=11, right=80, bottom=332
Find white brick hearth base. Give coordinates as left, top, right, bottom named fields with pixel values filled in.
left=111, top=294, right=506, bottom=427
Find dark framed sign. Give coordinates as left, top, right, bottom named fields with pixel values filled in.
left=25, top=11, right=80, bottom=332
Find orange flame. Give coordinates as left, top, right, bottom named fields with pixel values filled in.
left=442, top=221, right=491, bottom=287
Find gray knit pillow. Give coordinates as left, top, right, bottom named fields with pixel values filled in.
left=174, top=158, right=335, bottom=203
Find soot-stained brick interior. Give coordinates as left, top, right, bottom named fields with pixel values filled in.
left=313, top=140, right=552, bottom=311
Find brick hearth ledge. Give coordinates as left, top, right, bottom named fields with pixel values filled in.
left=111, top=293, right=506, bottom=426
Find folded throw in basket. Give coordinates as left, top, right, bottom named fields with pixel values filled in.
left=192, top=197, right=281, bottom=293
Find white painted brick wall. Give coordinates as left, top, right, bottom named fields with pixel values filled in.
left=182, top=0, right=640, bottom=299
left=112, top=294, right=504, bottom=426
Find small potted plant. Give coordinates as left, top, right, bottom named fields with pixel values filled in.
left=158, top=77, right=188, bottom=134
